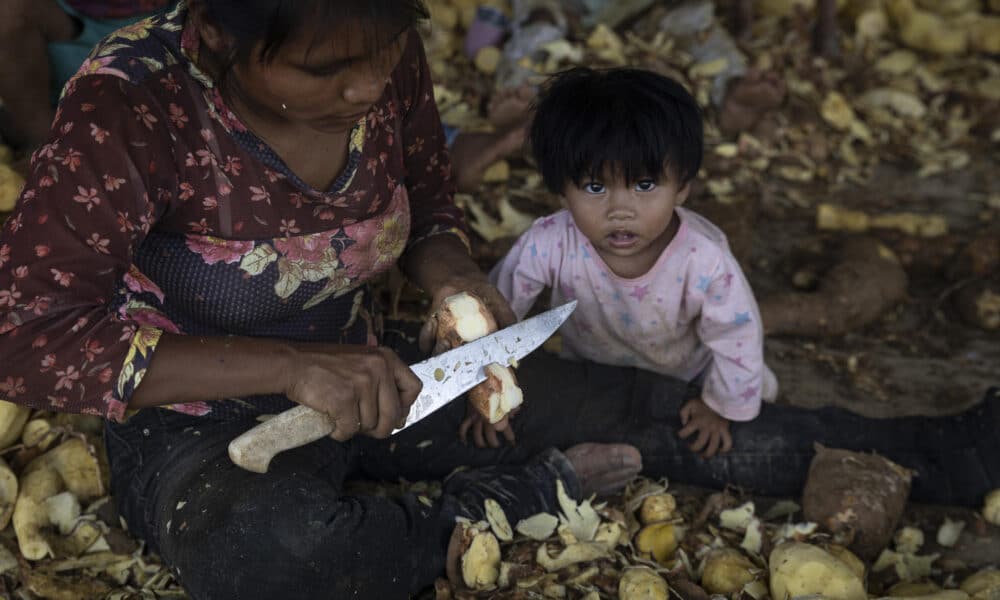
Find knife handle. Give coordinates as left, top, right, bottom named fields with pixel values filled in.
left=228, top=405, right=334, bottom=473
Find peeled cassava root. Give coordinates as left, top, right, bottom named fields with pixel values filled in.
left=769, top=542, right=867, bottom=600
left=457, top=521, right=502, bottom=590
left=13, top=437, right=105, bottom=560
left=435, top=292, right=523, bottom=423
left=983, top=489, right=1000, bottom=525
left=619, top=567, right=669, bottom=600
left=701, top=548, right=756, bottom=595
left=759, top=237, right=908, bottom=337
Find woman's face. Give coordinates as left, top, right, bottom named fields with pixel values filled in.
left=230, top=23, right=409, bottom=133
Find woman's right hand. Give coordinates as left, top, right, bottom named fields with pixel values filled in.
left=284, top=345, right=422, bottom=441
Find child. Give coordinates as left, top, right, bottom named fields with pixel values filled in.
left=491, top=67, right=777, bottom=458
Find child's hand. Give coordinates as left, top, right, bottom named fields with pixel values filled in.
left=678, top=399, right=732, bottom=459
left=459, top=402, right=518, bottom=448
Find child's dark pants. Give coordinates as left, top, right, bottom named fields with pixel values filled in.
left=105, top=349, right=1000, bottom=599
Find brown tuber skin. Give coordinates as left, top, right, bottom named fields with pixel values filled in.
left=802, top=444, right=912, bottom=560
left=760, top=238, right=908, bottom=337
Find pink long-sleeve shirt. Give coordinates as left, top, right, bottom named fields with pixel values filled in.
left=490, top=207, right=776, bottom=421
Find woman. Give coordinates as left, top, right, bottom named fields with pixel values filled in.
left=1, top=1, right=997, bottom=597
left=0, top=1, right=640, bottom=596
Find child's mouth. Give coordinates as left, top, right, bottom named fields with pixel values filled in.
left=606, top=230, right=639, bottom=249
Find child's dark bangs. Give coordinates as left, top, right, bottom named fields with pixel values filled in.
left=568, top=93, right=680, bottom=188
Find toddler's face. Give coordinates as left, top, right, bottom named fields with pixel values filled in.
left=563, top=166, right=689, bottom=279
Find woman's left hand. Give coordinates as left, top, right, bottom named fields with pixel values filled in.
left=418, top=274, right=517, bottom=355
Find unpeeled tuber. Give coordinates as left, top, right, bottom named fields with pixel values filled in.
left=760, top=238, right=908, bottom=337
left=803, top=445, right=912, bottom=559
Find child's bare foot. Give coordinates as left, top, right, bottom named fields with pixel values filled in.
left=718, top=69, right=786, bottom=136
left=563, top=442, right=643, bottom=497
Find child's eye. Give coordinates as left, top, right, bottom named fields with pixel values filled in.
left=634, top=180, right=657, bottom=192
left=582, top=182, right=606, bottom=194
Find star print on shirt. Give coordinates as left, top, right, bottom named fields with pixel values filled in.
left=581, top=246, right=591, bottom=259
left=540, top=216, right=556, bottom=228
left=619, top=313, right=634, bottom=327
left=733, top=312, right=751, bottom=325
left=630, top=285, right=649, bottom=302
left=529, top=243, right=538, bottom=257
left=740, top=385, right=758, bottom=401
left=696, top=276, right=712, bottom=292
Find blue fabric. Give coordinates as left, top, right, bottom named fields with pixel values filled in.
left=443, top=124, right=461, bottom=148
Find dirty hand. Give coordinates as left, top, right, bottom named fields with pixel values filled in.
left=678, top=398, right=733, bottom=459
left=284, top=345, right=422, bottom=441
left=419, top=274, right=517, bottom=355
left=459, top=404, right=519, bottom=448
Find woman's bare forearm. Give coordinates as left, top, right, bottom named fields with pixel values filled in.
left=129, top=333, right=298, bottom=409
left=400, top=235, right=487, bottom=296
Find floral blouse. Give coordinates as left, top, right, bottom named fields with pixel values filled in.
left=0, top=5, right=467, bottom=422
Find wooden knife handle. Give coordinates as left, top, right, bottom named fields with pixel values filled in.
left=228, top=405, right=334, bottom=473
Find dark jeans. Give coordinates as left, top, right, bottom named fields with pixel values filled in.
left=105, top=349, right=1000, bottom=599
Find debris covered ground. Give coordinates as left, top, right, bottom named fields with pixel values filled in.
left=0, top=0, right=998, bottom=597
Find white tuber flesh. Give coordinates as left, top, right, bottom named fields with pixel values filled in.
left=436, top=293, right=524, bottom=424
left=12, top=438, right=105, bottom=560
left=0, top=400, right=31, bottom=448
left=469, top=363, right=523, bottom=424
left=459, top=524, right=501, bottom=590
left=937, top=518, right=966, bottom=547
left=437, top=292, right=497, bottom=347
left=769, top=542, right=867, bottom=600
left=0, top=457, right=18, bottom=530
left=983, top=489, right=1000, bottom=525
left=619, top=567, right=669, bottom=600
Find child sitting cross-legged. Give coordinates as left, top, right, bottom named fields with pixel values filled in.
left=490, top=67, right=777, bottom=458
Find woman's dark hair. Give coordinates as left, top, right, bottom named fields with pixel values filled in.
left=529, top=67, right=704, bottom=194
left=202, top=0, right=430, bottom=64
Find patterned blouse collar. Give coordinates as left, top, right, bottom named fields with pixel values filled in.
left=173, top=2, right=367, bottom=195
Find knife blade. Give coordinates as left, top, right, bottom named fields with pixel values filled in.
left=228, top=300, right=577, bottom=473
left=397, top=299, right=577, bottom=432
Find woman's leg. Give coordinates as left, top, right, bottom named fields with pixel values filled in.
left=387, top=351, right=998, bottom=506
left=105, top=408, right=585, bottom=599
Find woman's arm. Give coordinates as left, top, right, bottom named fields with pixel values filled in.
left=130, top=334, right=421, bottom=440
left=0, top=76, right=176, bottom=421
left=394, top=33, right=516, bottom=335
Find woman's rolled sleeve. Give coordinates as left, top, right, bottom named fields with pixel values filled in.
left=0, top=75, right=173, bottom=421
